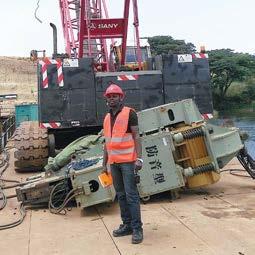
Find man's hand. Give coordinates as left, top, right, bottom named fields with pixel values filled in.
left=102, top=162, right=111, bottom=175
left=102, top=144, right=109, bottom=174
left=135, top=159, right=143, bottom=172
left=130, top=125, right=143, bottom=173
left=102, top=164, right=109, bottom=174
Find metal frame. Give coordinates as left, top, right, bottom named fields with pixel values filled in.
left=0, top=115, right=15, bottom=152
left=59, top=0, right=142, bottom=71
left=59, top=0, right=80, bottom=56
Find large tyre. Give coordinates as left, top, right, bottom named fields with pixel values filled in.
left=14, top=121, right=49, bottom=172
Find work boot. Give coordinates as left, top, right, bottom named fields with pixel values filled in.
left=132, top=228, right=143, bottom=244
left=113, top=224, right=133, bottom=237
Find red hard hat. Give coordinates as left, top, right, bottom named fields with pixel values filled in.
left=104, top=84, right=124, bottom=98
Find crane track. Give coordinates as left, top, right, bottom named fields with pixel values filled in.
left=14, top=121, right=48, bottom=172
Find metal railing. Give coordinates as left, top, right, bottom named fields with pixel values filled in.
left=0, top=105, right=15, bottom=116
left=0, top=115, right=15, bottom=152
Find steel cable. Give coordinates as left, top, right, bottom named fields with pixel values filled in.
left=0, top=150, right=26, bottom=230
left=34, top=0, right=43, bottom=23
left=0, top=203, right=26, bottom=231
left=0, top=178, right=20, bottom=184
left=220, top=168, right=251, bottom=178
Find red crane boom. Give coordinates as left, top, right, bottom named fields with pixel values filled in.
left=59, top=0, right=142, bottom=71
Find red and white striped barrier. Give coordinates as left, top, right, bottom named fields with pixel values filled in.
left=202, top=113, right=213, bottom=120
left=117, top=74, right=139, bottom=81
left=40, top=122, right=61, bottom=129
left=39, top=58, right=64, bottom=89
left=192, top=53, right=208, bottom=59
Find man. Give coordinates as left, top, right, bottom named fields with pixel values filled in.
left=102, top=83, right=143, bottom=244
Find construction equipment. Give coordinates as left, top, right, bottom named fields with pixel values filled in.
left=15, top=103, right=38, bottom=128
left=14, top=0, right=213, bottom=172
left=111, top=39, right=151, bottom=71
left=14, top=121, right=48, bottom=171
left=30, top=50, right=46, bottom=62
left=15, top=99, right=255, bottom=210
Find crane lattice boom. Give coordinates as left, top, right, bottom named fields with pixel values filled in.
left=59, top=0, right=142, bottom=71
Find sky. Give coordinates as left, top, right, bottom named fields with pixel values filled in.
left=1, top=0, right=255, bottom=56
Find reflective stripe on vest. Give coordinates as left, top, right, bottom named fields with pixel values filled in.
left=109, top=147, right=135, bottom=155
left=105, top=134, right=133, bottom=143
left=103, top=106, right=137, bottom=164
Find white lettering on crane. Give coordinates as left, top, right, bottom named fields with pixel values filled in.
left=98, top=23, right=118, bottom=29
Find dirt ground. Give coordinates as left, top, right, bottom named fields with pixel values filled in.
left=1, top=148, right=255, bottom=255
left=0, top=57, right=37, bottom=115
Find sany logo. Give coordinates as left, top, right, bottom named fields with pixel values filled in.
left=89, top=23, right=97, bottom=29
left=89, top=23, right=119, bottom=29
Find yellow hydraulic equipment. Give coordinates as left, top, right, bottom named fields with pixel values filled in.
left=111, top=44, right=151, bottom=71
left=171, top=124, right=220, bottom=188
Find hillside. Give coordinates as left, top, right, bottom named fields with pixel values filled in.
left=0, top=57, right=37, bottom=114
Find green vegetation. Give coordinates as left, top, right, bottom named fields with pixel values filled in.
left=208, top=49, right=255, bottom=111
left=146, top=36, right=255, bottom=113
left=220, top=80, right=255, bottom=116
left=146, top=36, right=195, bottom=55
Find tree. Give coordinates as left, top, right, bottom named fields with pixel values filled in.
left=146, top=36, right=196, bottom=56
left=208, top=49, right=255, bottom=105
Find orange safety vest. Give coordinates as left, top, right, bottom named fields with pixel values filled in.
left=103, top=106, right=137, bottom=164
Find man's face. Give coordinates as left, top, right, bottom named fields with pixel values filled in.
left=106, top=93, right=122, bottom=108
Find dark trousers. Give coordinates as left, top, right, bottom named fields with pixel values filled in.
left=110, top=162, right=142, bottom=230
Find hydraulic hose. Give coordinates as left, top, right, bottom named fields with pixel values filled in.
left=0, top=150, right=26, bottom=230
left=237, top=148, right=255, bottom=179
left=48, top=181, right=80, bottom=215
left=0, top=188, right=7, bottom=210
left=0, top=203, right=26, bottom=231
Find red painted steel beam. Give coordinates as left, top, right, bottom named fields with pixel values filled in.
left=121, top=0, right=130, bottom=66
left=78, top=0, right=85, bottom=58
left=132, top=0, right=142, bottom=70
left=59, top=0, right=79, bottom=57
left=59, top=0, right=141, bottom=71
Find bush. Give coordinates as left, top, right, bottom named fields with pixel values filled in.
left=241, top=84, right=255, bottom=104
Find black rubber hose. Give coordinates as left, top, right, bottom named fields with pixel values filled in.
left=0, top=194, right=17, bottom=200
left=0, top=189, right=7, bottom=210
left=0, top=203, right=26, bottom=231
left=0, top=178, right=20, bottom=184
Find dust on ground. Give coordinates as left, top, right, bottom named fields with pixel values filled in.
left=0, top=56, right=37, bottom=115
